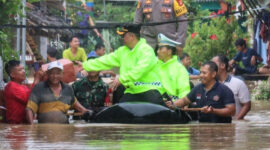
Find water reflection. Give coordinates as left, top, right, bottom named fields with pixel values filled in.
left=0, top=101, right=270, bottom=150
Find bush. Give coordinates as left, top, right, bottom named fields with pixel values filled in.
left=252, top=78, right=270, bottom=100
left=184, top=11, right=248, bottom=69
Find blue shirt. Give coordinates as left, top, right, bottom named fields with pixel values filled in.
left=187, top=81, right=235, bottom=123
left=187, top=67, right=200, bottom=75
left=233, top=48, right=259, bottom=71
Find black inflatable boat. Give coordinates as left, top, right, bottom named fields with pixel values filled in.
left=87, top=102, right=191, bottom=124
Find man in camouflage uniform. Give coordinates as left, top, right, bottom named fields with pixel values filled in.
left=72, top=70, right=109, bottom=114
left=134, top=0, right=188, bottom=55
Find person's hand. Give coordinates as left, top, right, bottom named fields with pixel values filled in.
left=33, top=69, right=45, bottom=83
left=96, top=31, right=102, bottom=38
left=111, top=77, right=121, bottom=91
left=82, top=109, right=94, bottom=122
left=250, top=56, right=256, bottom=66
left=165, top=100, right=176, bottom=110
left=109, top=47, right=114, bottom=53
left=75, top=61, right=83, bottom=71
left=81, top=70, right=88, bottom=77
left=105, top=101, right=112, bottom=107
left=201, top=106, right=213, bottom=114
left=229, top=60, right=234, bottom=67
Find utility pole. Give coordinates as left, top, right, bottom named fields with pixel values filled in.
left=21, top=0, right=26, bottom=67
left=103, top=0, right=106, bottom=19
left=16, top=14, right=21, bottom=52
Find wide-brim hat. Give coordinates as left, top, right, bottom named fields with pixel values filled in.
left=158, top=33, right=181, bottom=47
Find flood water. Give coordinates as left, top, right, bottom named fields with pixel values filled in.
left=0, top=100, right=270, bottom=150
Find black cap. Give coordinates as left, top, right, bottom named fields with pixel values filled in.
left=117, top=25, right=141, bottom=36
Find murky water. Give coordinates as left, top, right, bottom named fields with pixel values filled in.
left=0, top=100, right=270, bottom=150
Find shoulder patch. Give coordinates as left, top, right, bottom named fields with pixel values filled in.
left=174, top=0, right=187, bottom=17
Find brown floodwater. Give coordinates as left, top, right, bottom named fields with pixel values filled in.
left=0, top=100, right=270, bottom=150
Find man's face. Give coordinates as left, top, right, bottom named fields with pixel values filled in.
left=236, top=45, right=244, bottom=52
left=181, top=56, right=191, bottom=68
left=70, top=37, right=80, bottom=49
left=87, top=71, right=99, bottom=78
left=200, top=65, right=216, bottom=85
left=122, top=32, right=134, bottom=47
left=10, top=64, right=26, bottom=82
left=96, top=47, right=105, bottom=56
left=47, top=68, right=63, bottom=85
left=157, top=46, right=171, bottom=61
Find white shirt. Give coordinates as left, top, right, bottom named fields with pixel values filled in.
left=223, top=75, right=250, bottom=118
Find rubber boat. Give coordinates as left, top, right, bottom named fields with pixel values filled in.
left=84, top=102, right=191, bottom=124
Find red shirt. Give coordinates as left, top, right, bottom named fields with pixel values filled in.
left=4, top=81, right=31, bottom=124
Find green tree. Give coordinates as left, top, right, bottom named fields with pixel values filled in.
left=183, top=11, right=248, bottom=68
left=0, top=0, right=21, bottom=63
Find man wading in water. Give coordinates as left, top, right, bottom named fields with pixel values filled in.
left=26, top=61, right=90, bottom=124
left=166, top=61, right=236, bottom=123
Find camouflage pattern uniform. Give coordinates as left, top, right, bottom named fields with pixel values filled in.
left=72, top=78, right=108, bottom=112
left=134, top=0, right=188, bottom=49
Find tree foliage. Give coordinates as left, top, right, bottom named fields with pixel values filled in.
left=183, top=10, right=248, bottom=68
left=0, top=0, right=21, bottom=62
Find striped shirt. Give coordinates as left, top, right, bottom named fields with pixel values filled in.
left=27, top=81, right=77, bottom=123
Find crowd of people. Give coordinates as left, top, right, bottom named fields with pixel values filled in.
left=2, top=0, right=262, bottom=125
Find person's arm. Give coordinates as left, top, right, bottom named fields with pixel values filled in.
left=229, top=59, right=235, bottom=67
left=31, top=69, right=44, bottom=89
left=73, top=101, right=88, bottom=113
left=83, top=49, right=121, bottom=71
left=209, top=86, right=236, bottom=117
left=88, top=16, right=101, bottom=37
left=133, top=0, right=144, bottom=24
left=175, top=14, right=188, bottom=47
left=81, top=48, right=87, bottom=62
left=11, top=84, right=31, bottom=105
left=236, top=101, right=251, bottom=120
left=189, top=75, right=200, bottom=80
left=26, top=86, right=40, bottom=124
left=201, top=104, right=235, bottom=117
left=174, top=97, right=191, bottom=108
left=119, top=46, right=157, bottom=85
left=166, top=85, right=197, bottom=109
left=174, top=0, right=188, bottom=47
left=251, top=50, right=262, bottom=65
left=235, top=81, right=251, bottom=119
left=26, top=108, right=34, bottom=124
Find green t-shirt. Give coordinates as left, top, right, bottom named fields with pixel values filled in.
left=62, top=47, right=87, bottom=62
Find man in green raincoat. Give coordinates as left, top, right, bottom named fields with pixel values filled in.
left=82, top=25, right=164, bottom=105
left=157, top=33, right=190, bottom=101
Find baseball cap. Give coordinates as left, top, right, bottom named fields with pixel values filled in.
left=116, top=25, right=141, bottom=36
left=48, top=61, right=63, bottom=70
left=158, top=33, right=181, bottom=47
